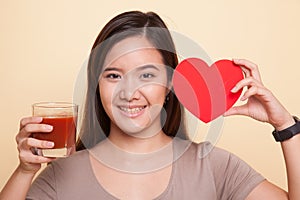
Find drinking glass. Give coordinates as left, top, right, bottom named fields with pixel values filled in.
left=32, top=102, right=78, bottom=157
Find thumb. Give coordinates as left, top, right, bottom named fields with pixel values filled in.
left=223, top=105, right=249, bottom=117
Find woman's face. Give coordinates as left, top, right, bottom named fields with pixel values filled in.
left=99, top=36, right=169, bottom=138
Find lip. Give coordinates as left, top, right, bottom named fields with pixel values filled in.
left=117, top=105, right=147, bottom=118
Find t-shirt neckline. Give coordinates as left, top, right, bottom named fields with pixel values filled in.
left=85, top=138, right=191, bottom=199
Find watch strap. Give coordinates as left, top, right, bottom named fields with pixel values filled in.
left=272, top=116, right=300, bottom=142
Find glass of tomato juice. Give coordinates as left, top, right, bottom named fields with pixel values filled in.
left=32, top=102, right=78, bottom=157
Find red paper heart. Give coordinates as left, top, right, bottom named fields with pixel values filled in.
left=173, top=58, right=244, bottom=123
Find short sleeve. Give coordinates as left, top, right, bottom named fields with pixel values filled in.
left=26, top=163, right=57, bottom=200
left=205, top=143, right=265, bottom=200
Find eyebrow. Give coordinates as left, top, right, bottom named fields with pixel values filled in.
left=103, top=67, right=122, bottom=72
left=103, top=64, right=160, bottom=72
left=137, top=64, right=160, bottom=71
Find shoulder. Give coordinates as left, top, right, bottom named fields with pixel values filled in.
left=27, top=151, right=89, bottom=199
left=174, top=137, right=231, bottom=163
left=50, top=149, right=90, bottom=170
left=174, top=138, right=263, bottom=181
left=43, top=149, right=92, bottom=188
left=174, top=138, right=265, bottom=199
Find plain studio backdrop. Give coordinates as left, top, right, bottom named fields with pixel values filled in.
left=1, top=0, right=299, bottom=191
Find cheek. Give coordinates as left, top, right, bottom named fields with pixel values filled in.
left=142, top=85, right=167, bottom=104
left=99, top=82, right=115, bottom=113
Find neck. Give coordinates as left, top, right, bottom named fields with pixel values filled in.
left=108, top=125, right=172, bottom=154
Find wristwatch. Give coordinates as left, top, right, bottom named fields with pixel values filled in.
left=272, top=116, right=300, bottom=142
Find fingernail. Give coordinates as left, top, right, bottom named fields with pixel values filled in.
left=45, top=125, right=53, bottom=131
left=231, top=86, right=238, bottom=93
left=35, top=117, right=43, bottom=122
left=46, top=142, right=54, bottom=147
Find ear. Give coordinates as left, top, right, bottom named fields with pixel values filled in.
left=165, top=80, right=172, bottom=96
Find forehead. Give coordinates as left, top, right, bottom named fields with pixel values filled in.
left=103, top=36, right=164, bottom=70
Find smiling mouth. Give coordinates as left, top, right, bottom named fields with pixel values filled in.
left=118, top=106, right=147, bottom=117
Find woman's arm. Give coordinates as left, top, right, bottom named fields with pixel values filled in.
left=0, top=166, right=36, bottom=200
left=0, top=117, right=55, bottom=200
left=246, top=133, right=300, bottom=200
left=224, top=59, right=300, bottom=200
left=281, top=134, right=300, bottom=199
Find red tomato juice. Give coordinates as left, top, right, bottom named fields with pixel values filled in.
left=33, top=116, right=77, bottom=149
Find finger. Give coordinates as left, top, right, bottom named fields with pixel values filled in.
left=240, top=86, right=257, bottom=101
left=244, top=86, right=273, bottom=103
left=18, top=138, right=54, bottom=154
left=232, top=58, right=262, bottom=82
left=19, top=151, right=55, bottom=164
left=240, top=66, right=251, bottom=78
left=223, top=105, right=249, bottom=117
left=19, top=117, right=43, bottom=130
left=16, top=124, right=53, bottom=143
left=22, top=138, right=54, bottom=150
left=231, top=77, right=262, bottom=93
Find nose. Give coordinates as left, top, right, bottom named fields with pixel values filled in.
left=118, top=77, right=141, bottom=101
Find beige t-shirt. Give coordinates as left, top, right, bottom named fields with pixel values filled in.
left=27, top=139, right=265, bottom=200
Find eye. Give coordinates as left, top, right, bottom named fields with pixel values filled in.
left=105, top=73, right=121, bottom=79
left=140, top=73, right=155, bottom=79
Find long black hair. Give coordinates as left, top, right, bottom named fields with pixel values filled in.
left=76, top=11, right=187, bottom=151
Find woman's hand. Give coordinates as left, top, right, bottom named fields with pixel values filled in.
left=224, top=59, right=295, bottom=131
left=0, top=118, right=55, bottom=200
left=16, top=117, right=55, bottom=174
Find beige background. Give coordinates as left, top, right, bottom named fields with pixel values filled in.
left=1, top=0, right=299, bottom=191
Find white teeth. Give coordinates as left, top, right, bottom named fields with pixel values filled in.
left=120, top=106, right=144, bottom=114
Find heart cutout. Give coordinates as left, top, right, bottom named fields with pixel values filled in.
left=173, top=58, right=244, bottom=123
